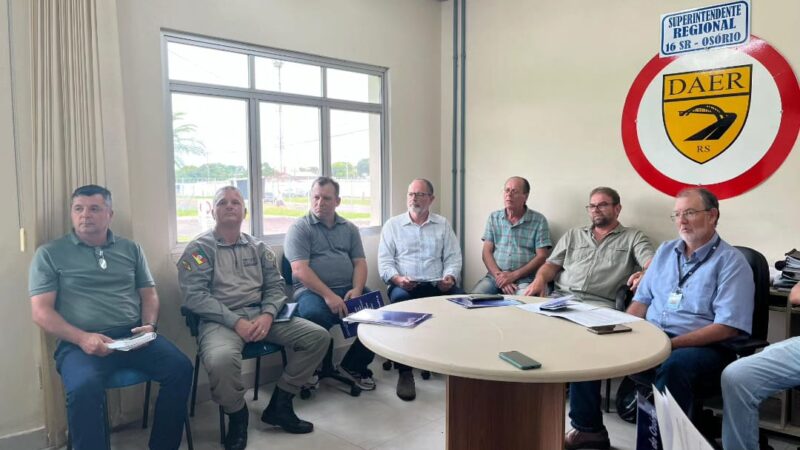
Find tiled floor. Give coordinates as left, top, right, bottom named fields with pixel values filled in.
left=102, top=363, right=800, bottom=450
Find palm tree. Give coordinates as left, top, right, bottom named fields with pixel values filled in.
left=172, top=112, right=206, bottom=169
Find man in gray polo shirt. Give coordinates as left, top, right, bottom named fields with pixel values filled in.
left=524, top=187, right=654, bottom=307
left=284, top=176, right=376, bottom=391
left=29, top=184, right=193, bottom=450
left=179, top=186, right=328, bottom=450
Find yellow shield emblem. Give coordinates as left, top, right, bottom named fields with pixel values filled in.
left=662, top=65, right=752, bottom=164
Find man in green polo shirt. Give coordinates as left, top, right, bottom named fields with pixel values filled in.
left=29, top=184, right=193, bottom=450
left=524, top=186, right=654, bottom=307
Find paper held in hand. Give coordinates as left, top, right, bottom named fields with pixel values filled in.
left=107, top=332, right=156, bottom=351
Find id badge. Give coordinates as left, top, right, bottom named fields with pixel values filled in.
left=667, top=290, right=683, bottom=310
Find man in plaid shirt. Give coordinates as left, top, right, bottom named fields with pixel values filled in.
left=472, top=176, right=552, bottom=295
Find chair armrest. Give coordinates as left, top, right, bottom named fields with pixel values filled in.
left=180, top=305, right=200, bottom=338
left=615, top=286, right=633, bottom=312
left=720, top=336, right=770, bottom=356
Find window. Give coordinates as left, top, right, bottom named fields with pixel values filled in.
left=165, top=33, right=388, bottom=243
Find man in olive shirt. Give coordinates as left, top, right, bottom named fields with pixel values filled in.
left=524, top=187, right=654, bottom=307
left=29, top=185, right=192, bottom=450
left=179, top=186, right=328, bottom=450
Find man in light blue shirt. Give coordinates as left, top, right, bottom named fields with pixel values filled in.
left=378, top=178, right=463, bottom=401
left=566, top=187, right=754, bottom=450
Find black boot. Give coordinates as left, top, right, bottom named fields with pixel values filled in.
left=261, top=385, right=314, bottom=434
left=225, top=406, right=249, bottom=450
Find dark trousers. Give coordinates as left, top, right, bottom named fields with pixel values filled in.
left=568, top=345, right=735, bottom=432
left=387, top=282, right=464, bottom=372
left=295, top=286, right=376, bottom=373
left=55, top=331, right=193, bottom=450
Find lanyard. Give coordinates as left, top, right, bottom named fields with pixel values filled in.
left=675, top=236, right=721, bottom=289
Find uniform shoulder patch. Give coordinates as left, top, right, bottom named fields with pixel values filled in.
left=180, top=259, right=192, bottom=272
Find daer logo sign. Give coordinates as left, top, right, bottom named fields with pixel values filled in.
left=622, top=37, right=799, bottom=199
left=662, top=65, right=751, bottom=164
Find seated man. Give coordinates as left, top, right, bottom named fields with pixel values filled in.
left=29, top=185, right=193, bottom=450
left=179, top=186, right=328, bottom=450
left=378, top=178, right=463, bottom=400
left=721, top=282, right=800, bottom=449
left=285, top=176, right=377, bottom=391
left=472, top=176, right=552, bottom=295
left=524, top=186, right=654, bottom=307
left=566, top=187, right=754, bottom=450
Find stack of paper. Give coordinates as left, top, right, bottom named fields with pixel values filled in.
left=539, top=295, right=576, bottom=311
left=107, top=332, right=156, bottom=351
left=343, top=309, right=432, bottom=328
left=447, top=297, right=522, bottom=309
left=775, top=249, right=800, bottom=291
left=517, top=301, right=643, bottom=328
left=340, top=291, right=385, bottom=338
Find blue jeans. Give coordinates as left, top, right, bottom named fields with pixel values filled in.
left=569, top=345, right=734, bottom=432
left=295, top=286, right=375, bottom=373
left=722, top=337, right=800, bottom=449
left=55, top=331, right=193, bottom=450
left=471, top=274, right=529, bottom=295
left=388, top=282, right=464, bottom=303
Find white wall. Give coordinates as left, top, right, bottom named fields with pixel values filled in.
left=450, top=0, right=800, bottom=288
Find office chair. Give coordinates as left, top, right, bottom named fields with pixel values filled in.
left=66, top=368, right=193, bottom=450
left=621, top=246, right=770, bottom=438
left=181, top=306, right=287, bottom=444
left=280, top=255, right=361, bottom=398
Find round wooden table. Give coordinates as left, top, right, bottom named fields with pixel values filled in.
left=358, top=296, right=671, bottom=450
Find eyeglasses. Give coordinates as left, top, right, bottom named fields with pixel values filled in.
left=503, top=188, right=525, bottom=196
left=585, top=202, right=615, bottom=211
left=407, top=192, right=432, bottom=199
left=669, top=208, right=711, bottom=222
left=95, top=248, right=107, bottom=270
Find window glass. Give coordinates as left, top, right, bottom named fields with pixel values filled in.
left=330, top=109, right=382, bottom=227
left=172, top=93, right=250, bottom=242
left=255, top=57, right=322, bottom=97
left=259, top=102, right=321, bottom=235
left=327, top=68, right=382, bottom=103
left=167, top=42, right=248, bottom=88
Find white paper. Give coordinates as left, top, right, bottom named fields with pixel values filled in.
left=517, top=302, right=643, bottom=327
left=107, top=332, right=156, bottom=351
left=653, top=386, right=713, bottom=450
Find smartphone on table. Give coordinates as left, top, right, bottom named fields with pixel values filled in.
left=587, top=324, right=632, bottom=335
left=499, top=350, right=542, bottom=370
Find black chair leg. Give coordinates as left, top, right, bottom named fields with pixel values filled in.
left=218, top=405, right=225, bottom=444
left=254, top=356, right=261, bottom=401
left=184, top=416, right=194, bottom=450
left=142, top=381, right=152, bottom=428
left=604, top=378, right=611, bottom=413
left=190, top=355, right=200, bottom=417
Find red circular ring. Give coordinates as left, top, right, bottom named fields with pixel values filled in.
left=621, top=36, right=800, bottom=199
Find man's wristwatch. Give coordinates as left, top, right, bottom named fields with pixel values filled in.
left=145, top=322, right=158, bottom=332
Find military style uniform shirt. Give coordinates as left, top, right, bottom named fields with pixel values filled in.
left=29, top=230, right=154, bottom=333
left=548, top=224, right=654, bottom=305
left=377, top=212, right=462, bottom=284
left=283, top=212, right=365, bottom=297
left=481, top=207, right=552, bottom=284
left=178, top=229, right=287, bottom=329
left=634, top=233, right=754, bottom=336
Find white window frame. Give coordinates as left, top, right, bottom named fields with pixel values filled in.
left=162, top=31, right=389, bottom=246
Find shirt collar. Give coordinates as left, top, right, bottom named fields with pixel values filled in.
left=674, top=232, right=721, bottom=261
left=69, top=229, right=116, bottom=248
left=583, top=223, right=624, bottom=235
left=308, top=211, right=346, bottom=226
left=505, top=207, right=531, bottom=224
left=401, top=212, right=439, bottom=226
left=211, top=229, right=249, bottom=246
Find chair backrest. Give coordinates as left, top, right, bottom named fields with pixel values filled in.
left=734, top=246, right=770, bottom=342
left=281, top=254, right=293, bottom=286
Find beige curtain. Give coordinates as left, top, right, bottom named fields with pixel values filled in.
left=31, top=0, right=106, bottom=446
